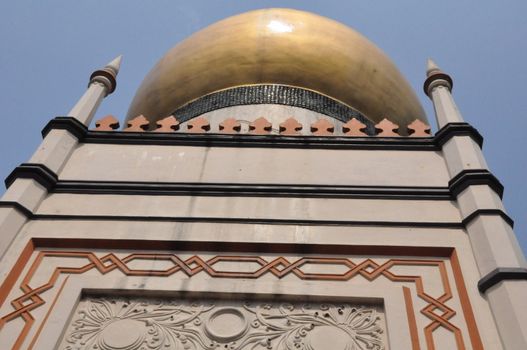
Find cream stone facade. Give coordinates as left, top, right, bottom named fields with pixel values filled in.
left=1, top=8, right=526, bottom=350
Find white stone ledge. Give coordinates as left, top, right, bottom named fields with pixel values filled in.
left=35, top=193, right=462, bottom=224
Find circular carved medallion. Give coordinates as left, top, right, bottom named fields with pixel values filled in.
left=204, top=307, right=248, bottom=342
left=98, top=319, right=146, bottom=350
left=306, top=326, right=350, bottom=350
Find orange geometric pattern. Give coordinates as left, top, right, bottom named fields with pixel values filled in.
left=154, top=115, right=179, bottom=132
left=90, top=116, right=437, bottom=139
left=342, top=118, right=368, bottom=136
left=186, top=117, right=210, bottom=133
left=279, top=117, right=303, bottom=135
left=0, top=250, right=479, bottom=350
left=249, top=117, right=272, bottom=134
left=94, top=115, right=119, bottom=131
left=219, top=118, right=241, bottom=134
left=407, top=119, right=432, bottom=137
left=375, top=118, right=400, bottom=137
left=310, top=119, right=334, bottom=136
left=124, top=115, right=150, bottom=132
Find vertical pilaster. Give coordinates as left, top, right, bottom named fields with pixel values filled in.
left=0, top=56, right=122, bottom=259
left=426, top=59, right=527, bottom=349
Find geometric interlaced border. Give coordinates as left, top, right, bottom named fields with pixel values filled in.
left=0, top=247, right=483, bottom=350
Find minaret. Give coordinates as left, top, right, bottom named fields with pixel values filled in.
left=0, top=56, right=121, bottom=258
left=68, top=55, right=122, bottom=125
left=425, top=59, right=527, bottom=349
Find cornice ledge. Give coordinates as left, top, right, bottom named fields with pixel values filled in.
left=4, top=163, right=58, bottom=190
left=0, top=200, right=33, bottom=218
left=449, top=169, right=503, bottom=198
left=41, top=116, right=88, bottom=140
left=435, top=122, right=483, bottom=148
left=478, top=267, right=527, bottom=294
left=462, top=208, right=514, bottom=228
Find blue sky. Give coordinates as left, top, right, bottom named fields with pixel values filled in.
left=1, top=1, right=526, bottom=252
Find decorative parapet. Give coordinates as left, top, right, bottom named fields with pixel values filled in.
left=310, top=119, right=335, bottom=135
left=94, top=115, right=120, bottom=131
left=342, top=118, right=368, bottom=136
left=155, top=115, right=179, bottom=132
left=407, top=120, right=432, bottom=137
left=374, top=119, right=399, bottom=137
left=279, top=117, right=303, bottom=135
left=249, top=117, right=272, bottom=135
left=187, top=117, right=211, bottom=133
left=124, top=115, right=149, bottom=132
left=93, top=115, right=432, bottom=138
left=219, top=118, right=241, bottom=134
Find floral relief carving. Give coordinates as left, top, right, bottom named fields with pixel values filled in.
left=60, top=297, right=386, bottom=350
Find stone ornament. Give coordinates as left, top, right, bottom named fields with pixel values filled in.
left=407, top=119, right=431, bottom=137
left=249, top=117, right=272, bottom=135
left=124, top=115, right=150, bottom=132
left=155, top=115, right=180, bottom=132
left=60, top=297, right=386, bottom=350
left=310, top=119, right=334, bottom=136
left=187, top=117, right=211, bottom=133
left=279, top=117, right=303, bottom=135
left=342, top=118, right=368, bottom=136
left=219, top=118, right=242, bottom=134
left=94, top=115, right=120, bottom=131
left=89, top=115, right=430, bottom=139
left=374, top=119, right=400, bottom=137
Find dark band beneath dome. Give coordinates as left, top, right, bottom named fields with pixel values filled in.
left=171, top=85, right=376, bottom=133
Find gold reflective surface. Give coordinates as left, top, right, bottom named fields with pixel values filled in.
left=127, top=8, right=426, bottom=125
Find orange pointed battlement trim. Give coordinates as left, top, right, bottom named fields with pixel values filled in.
left=92, top=115, right=432, bottom=138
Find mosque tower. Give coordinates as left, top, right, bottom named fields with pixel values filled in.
left=1, top=8, right=526, bottom=350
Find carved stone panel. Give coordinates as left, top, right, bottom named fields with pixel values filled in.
left=58, top=296, right=387, bottom=350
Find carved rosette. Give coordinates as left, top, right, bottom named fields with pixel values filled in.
left=60, top=297, right=386, bottom=350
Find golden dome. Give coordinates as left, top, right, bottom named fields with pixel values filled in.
left=127, top=8, right=426, bottom=125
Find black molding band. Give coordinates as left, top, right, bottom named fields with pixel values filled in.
left=32, top=237, right=453, bottom=257
left=449, top=169, right=504, bottom=198
left=435, top=122, right=483, bottom=148
left=83, top=132, right=438, bottom=150
left=0, top=201, right=33, bottom=218
left=478, top=267, right=527, bottom=293
left=4, top=163, right=58, bottom=190
left=42, top=117, right=88, bottom=140
left=29, top=214, right=464, bottom=228
left=462, top=209, right=514, bottom=228
left=90, top=69, right=117, bottom=93
left=423, top=72, right=453, bottom=96
left=54, top=180, right=452, bottom=200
